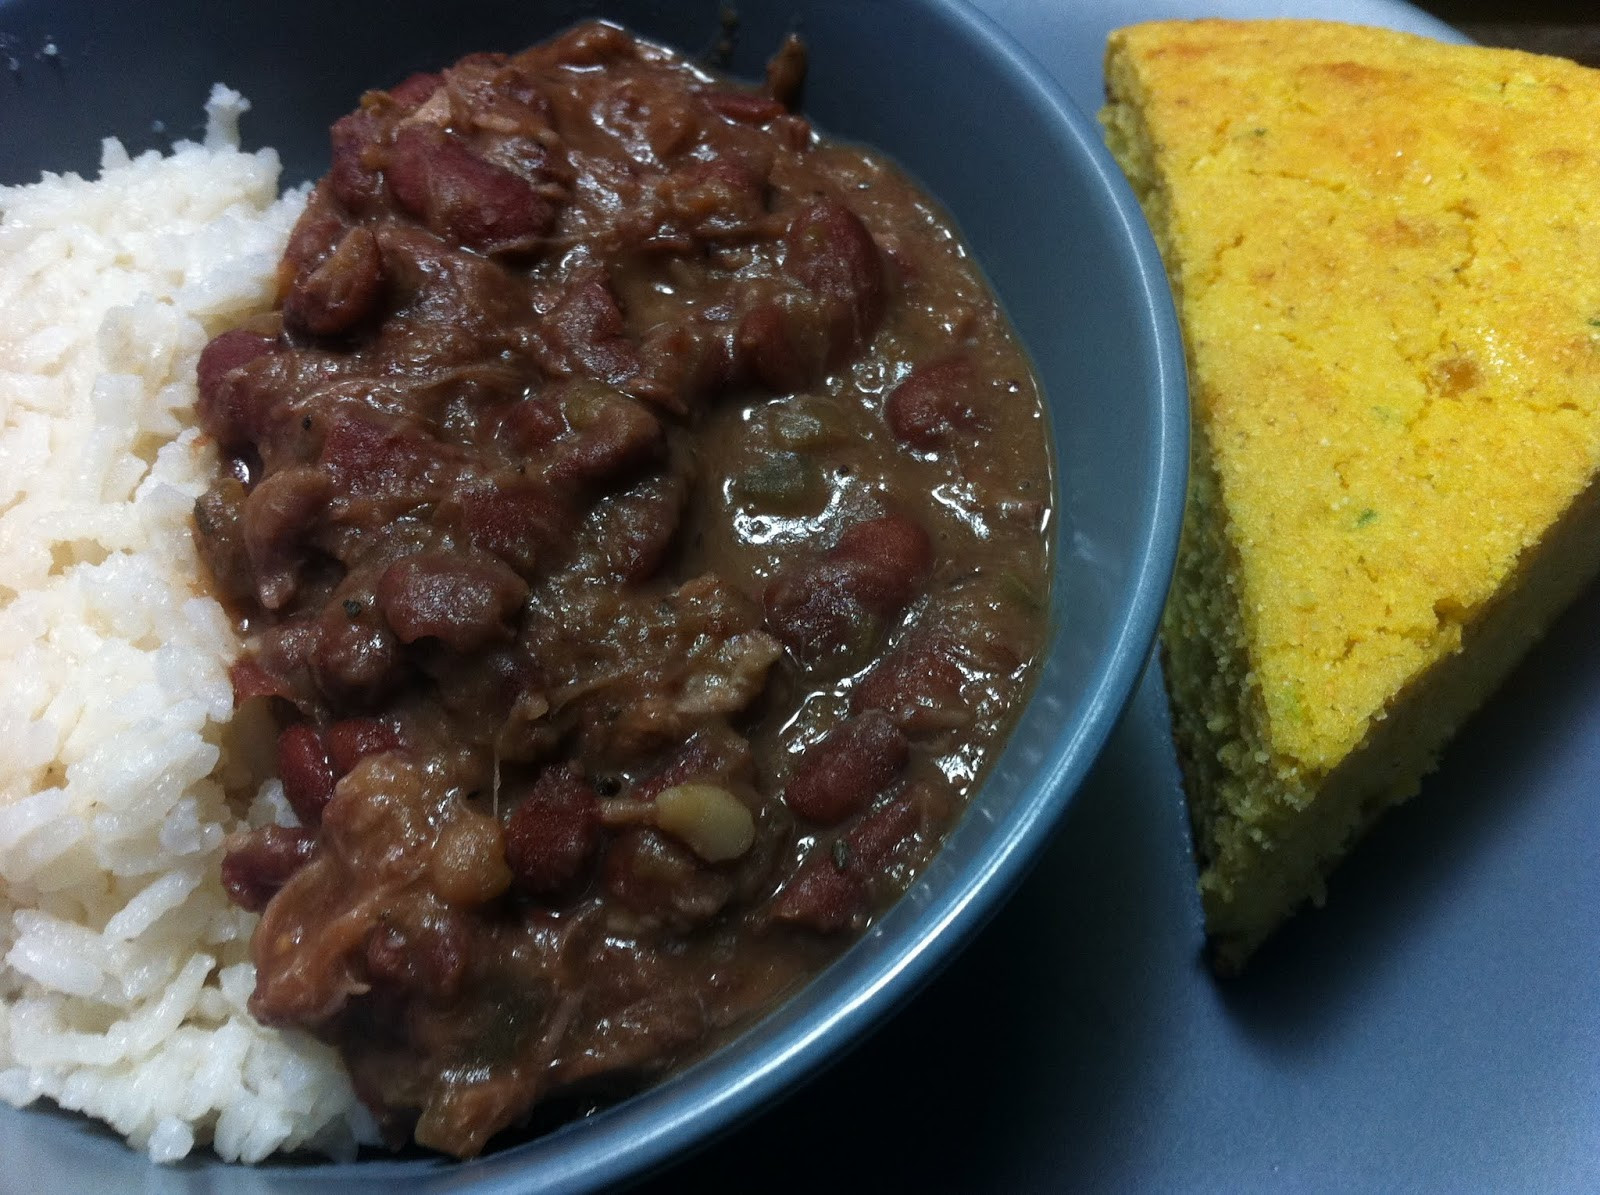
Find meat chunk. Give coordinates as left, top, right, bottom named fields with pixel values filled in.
left=377, top=550, right=529, bottom=651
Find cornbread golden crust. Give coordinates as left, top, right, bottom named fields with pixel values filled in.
left=1102, top=19, right=1600, bottom=971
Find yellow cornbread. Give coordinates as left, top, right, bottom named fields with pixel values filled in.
left=1102, top=19, right=1600, bottom=970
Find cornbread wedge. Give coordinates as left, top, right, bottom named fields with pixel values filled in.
left=1102, top=20, right=1600, bottom=971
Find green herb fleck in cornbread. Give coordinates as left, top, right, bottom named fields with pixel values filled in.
left=1102, top=19, right=1600, bottom=971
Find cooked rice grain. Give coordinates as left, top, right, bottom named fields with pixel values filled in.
left=0, top=86, right=372, bottom=1163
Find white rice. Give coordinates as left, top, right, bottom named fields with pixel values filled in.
left=0, top=86, right=373, bottom=1163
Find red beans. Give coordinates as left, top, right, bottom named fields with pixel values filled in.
left=364, top=915, right=468, bottom=1003
left=772, top=795, right=922, bottom=932
left=311, top=607, right=403, bottom=707
left=885, top=356, right=985, bottom=449
left=280, top=191, right=348, bottom=281
left=386, top=71, right=444, bottom=111
left=602, top=827, right=733, bottom=928
left=770, top=861, right=862, bottom=933
left=537, top=271, right=640, bottom=386
left=195, top=329, right=277, bottom=451
left=763, top=513, right=934, bottom=662
left=328, top=110, right=385, bottom=213
left=318, top=413, right=455, bottom=503
left=590, top=473, right=685, bottom=584
left=702, top=89, right=788, bottom=126
left=385, top=124, right=556, bottom=254
left=228, top=656, right=292, bottom=705
left=377, top=550, right=529, bottom=651
left=503, top=766, right=602, bottom=896
left=283, top=226, right=385, bottom=338
left=495, top=394, right=565, bottom=455
left=631, top=725, right=755, bottom=803
left=275, top=718, right=405, bottom=827
left=544, top=384, right=664, bottom=488
left=783, top=710, right=909, bottom=825
left=833, top=513, right=935, bottom=611
left=736, top=297, right=829, bottom=395
left=458, top=479, right=572, bottom=575
left=782, top=198, right=885, bottom=357
left=852, top=639, right=968, bottom=735
left=277, top=724, right=335, bottom=826
left=220, top=825, right=317, bottom=913
left=325, top=717, right=404, bottom=776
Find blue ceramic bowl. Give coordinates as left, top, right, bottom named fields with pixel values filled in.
left=0, top=0, right=1186, bottom=1188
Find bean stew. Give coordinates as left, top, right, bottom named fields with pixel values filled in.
left=194, top=20, right=1052, bottom=1158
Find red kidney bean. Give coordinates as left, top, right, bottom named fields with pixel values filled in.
left=377, top=550, right=529, bottom=651
left=763, top=514, right=933, bottom=660
left=277, top=723, right=335, bottom=826
left=196, top=329, right=277, bottom=451
left=363, top=915, right=468, bottom=1003
left=602, top=827, right=733, bottom=928
left=702, top=89, right=788, bottom=126
left=503, top=766, right=602, bottom=896
left=228, top=656, right=291, bottom=705
left=590, top=473, right=686, bottom=584
left=544, top=385, right=664, bottom=488
left=236, top=618, right=322, bottom=711
left=457, top=478, right=573, bottom=575
left=771, top=793, right=922, bottom=932
left=843, top=793, right=922, bottom=871
left=328, top=109, right=385, bottom=213
left=283, top=226, right=385, bottom=338
left=771, top=861, right=863, bottom=933
left=311, top=608, right=403, bottom=709
left=735, top=296, right=830, bottom=394
left=631, top=725, right=756, bottom=803
left=833, top=513, right=934, bottom=593
left=495, top=393, right=566, bottom=455
left=761, top=566, right=865, bottom=662
left=241, top=465, right=332, bottom=611
left=387, top=71, right=443, bottom=111
left=318, top=412, right=455, bottom=503
left=220, top=825, right=317, bottom=913
left=325, top=717, right=405, bottom=776
left=783, top=711, right=909, bottom=825
left=385, top=124, right=556, bottom=254
left=192, top=478, right=253, bottom=605
left=279, top=189, right=348, bottom=282
left=852, top=639, right=968, bottom=735
left=537, top=271, right=640, bottom=386
left=782, top=197, right=885, bottom=357
left=884, top=356, right=985, bottom=449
